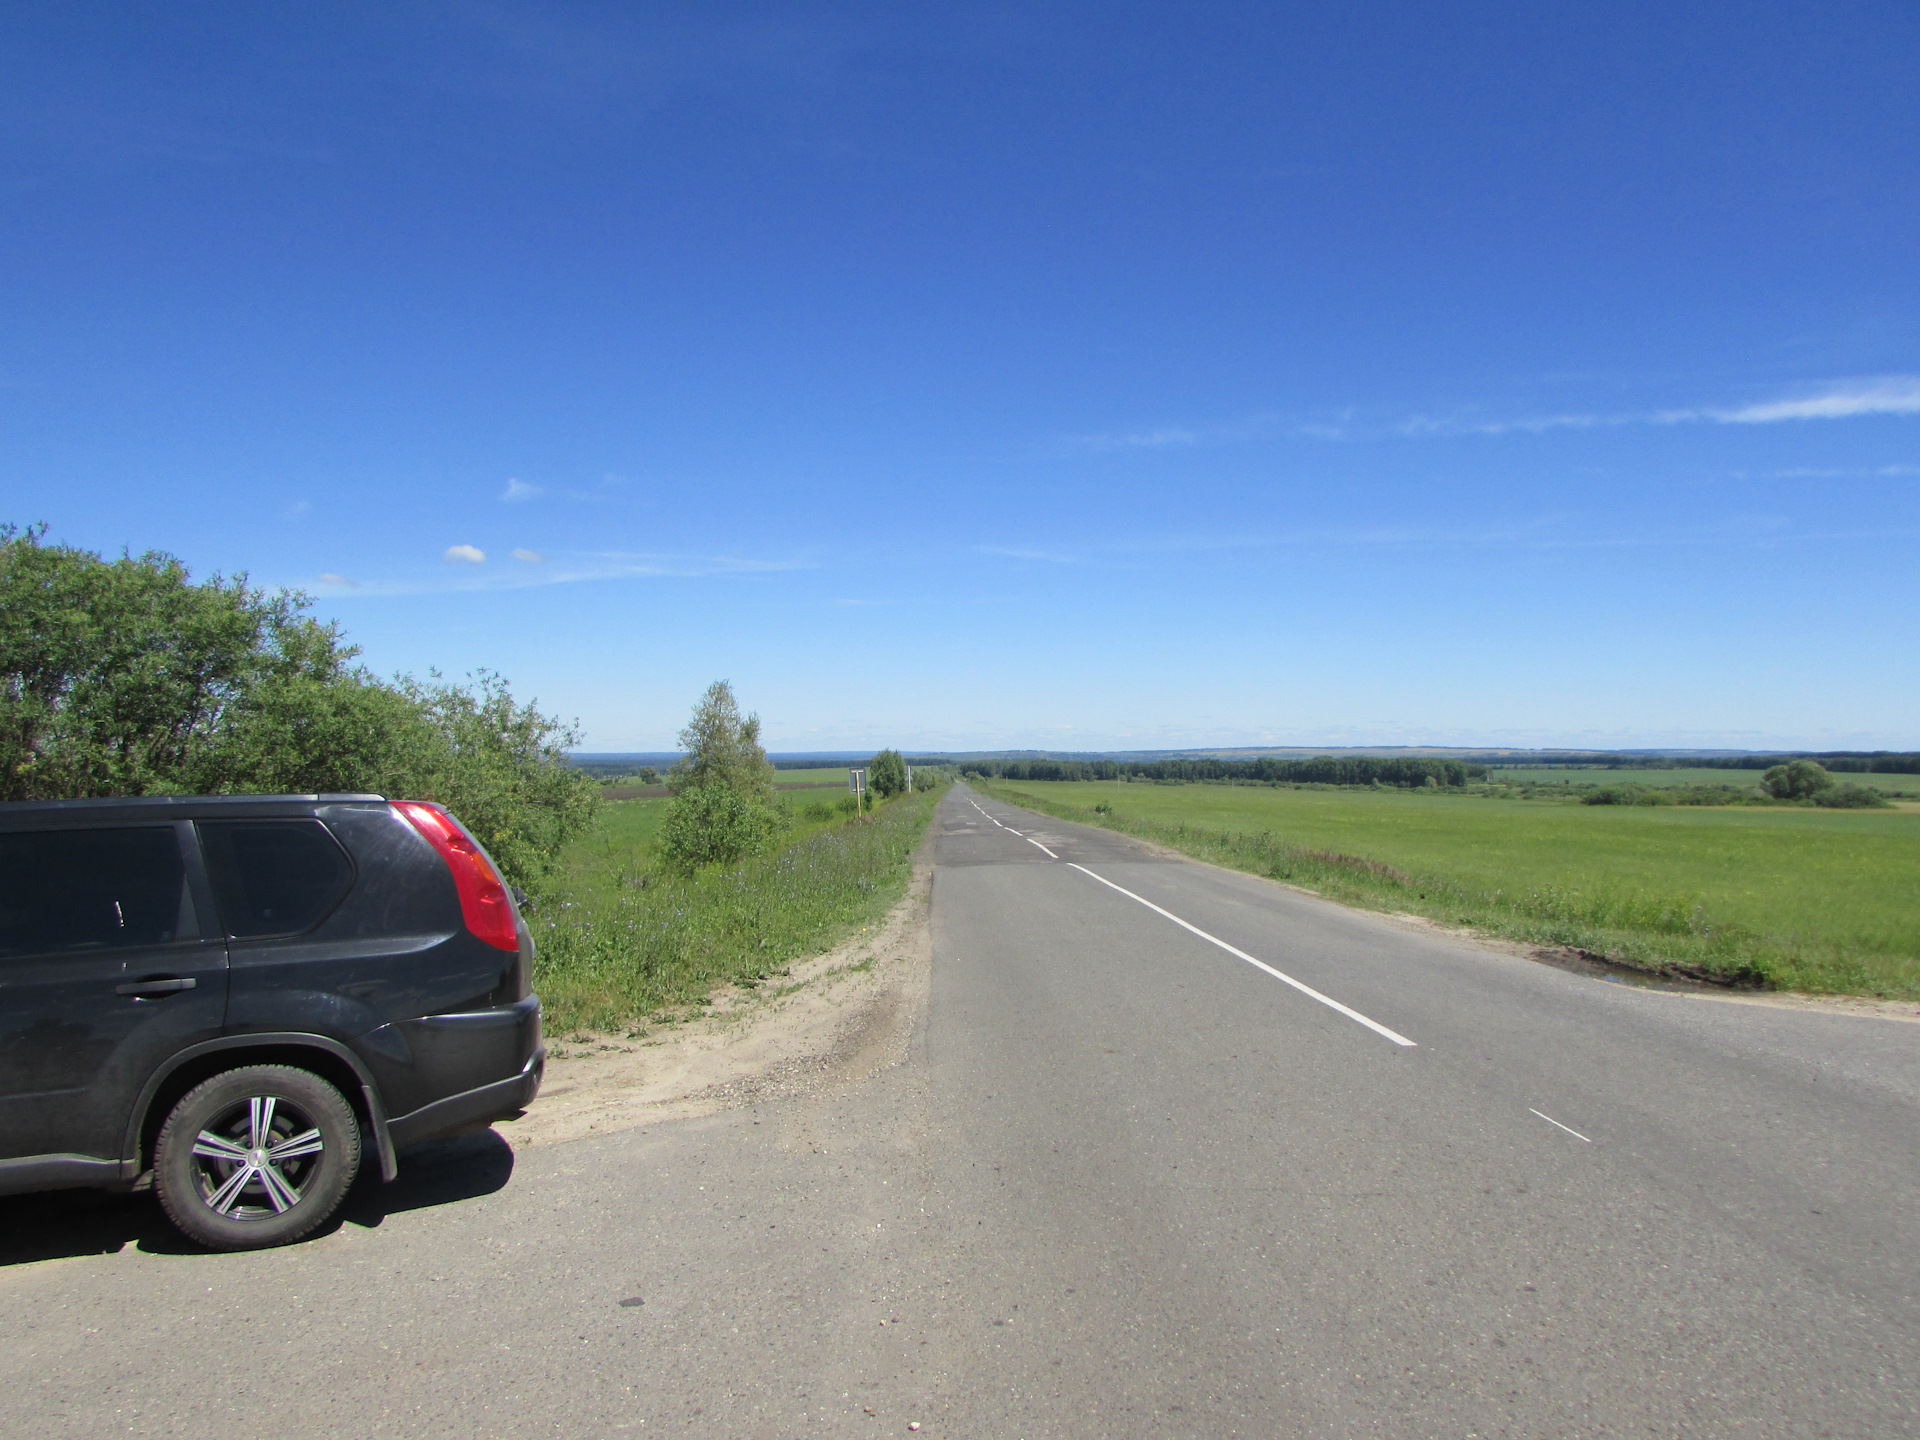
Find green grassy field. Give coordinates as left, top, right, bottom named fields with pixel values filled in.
left=531, top=780, right=947, bottom=1034
left=1488, top=766, right=1920, bottom=795
left=977, top=778, right=1920, bottom=997
left=772, top=766, right=860, bottom=787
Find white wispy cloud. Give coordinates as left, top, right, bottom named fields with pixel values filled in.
left=443, top=543, right=487, bottom=564
left=1070, top=411, right=1292, bottom=451
left=1079, top=426, right=1200, bottom=450
left=1698, top=376, right=1920, bottom=425
left=312, top=551, right=806, bottom=597
left=1751, top=464, right=1919, bottom=479
left=501, top=477, right=544, bottom=501
left=512, top=548, right=548, bottom=562
left=1167, top=376, right=1920, bottom=446
left=1397, top=411, right=1609, bottom=438
left=977, top=545, right=1083, bottom=564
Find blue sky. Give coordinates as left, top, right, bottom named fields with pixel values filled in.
left=5, top=3, right=1917, bottom=751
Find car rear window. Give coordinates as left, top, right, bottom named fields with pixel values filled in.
left=197, top=820, right=354, bottom=939
left=0, top=827, right=193, bottom=956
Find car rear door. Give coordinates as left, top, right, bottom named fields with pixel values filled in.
left=0, top=822, right=229, bottom=1163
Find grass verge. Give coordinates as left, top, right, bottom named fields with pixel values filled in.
left=974, top=780, right=1920, bottom=999
left=532, top=782, right=946, bottom=1035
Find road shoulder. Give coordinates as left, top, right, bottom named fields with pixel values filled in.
left=503, top=858, right=935, bottom=1148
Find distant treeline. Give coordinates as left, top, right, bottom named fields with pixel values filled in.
left=572, top=754, right=886, bottom=777
left=965, top=756, right=1480, bottom=787
left=1488, top=752, right=1920, bottom=775
left=1690, top=753, right=1920, bottom=775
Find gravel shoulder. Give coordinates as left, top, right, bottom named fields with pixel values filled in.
left=501, top=858, right=935, bottom=1149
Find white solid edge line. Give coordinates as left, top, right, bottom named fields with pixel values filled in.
left=1025, top=837, right=1059, bottom=859
left=1066, top=862, right=1417, bottom=1048
left=1529, top=1108, right=1593, bottom=1143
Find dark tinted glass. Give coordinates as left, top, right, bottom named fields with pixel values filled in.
left=198, top=820, right=354, bottom=938
left=0, top=827, right=192, bottom=957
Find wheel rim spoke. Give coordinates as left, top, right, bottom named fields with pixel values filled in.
left=205, top=1163, right=257, bottom=1216
left=193, top=1131, right=249, bottom=1162
left=256, top=1161, right=302, bottom=1213
left=268, top=1127, right=324, bottom=1162
left=248, top=1096, right=275, bottom=1150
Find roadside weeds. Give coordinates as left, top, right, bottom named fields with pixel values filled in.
left=508, top=859, right=935, bottom=1148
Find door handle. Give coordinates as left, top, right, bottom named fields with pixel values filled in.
left=116, top=977, right=197, bottom=997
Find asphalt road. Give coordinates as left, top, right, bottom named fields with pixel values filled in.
left=4, top=783, right=1917, bottom=1437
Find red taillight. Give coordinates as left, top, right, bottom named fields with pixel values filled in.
left=394, top=801, right=520, bottom=952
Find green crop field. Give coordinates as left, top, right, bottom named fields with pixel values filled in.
left=976, top=778, right=1920, bottom=998
left=1487, top=766, right=1920, bottom=795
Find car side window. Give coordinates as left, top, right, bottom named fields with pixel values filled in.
left=197, top=820, right=355, bottom=939
left=0, top=827, right=193, bottom=957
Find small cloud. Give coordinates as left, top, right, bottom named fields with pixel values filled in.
left=501, top=477, right=543, bottom=502
left=285, top=499, right=312, bottom=519
left=443, top=544, right=486, bottom=564
left=511, top=548, right=547, bottom=563
left=316, top=572, right=357, bottom=587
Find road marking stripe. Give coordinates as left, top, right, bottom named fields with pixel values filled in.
left=1065, top=863, right=1417, bottom=1048
left=971, top=797, right=1057, bottom=857
left=968, top=799, right=1006, bottom=829
left=1529, top=1108, right=1593, bottom=1143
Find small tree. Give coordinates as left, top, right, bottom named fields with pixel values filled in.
left=668, top=680, right=777, bottom=804
left=657, top=681, right=784, bottom=873
left=1762, top=760, right=1833, bottom=800
left=639, top=766, right=659, bottom=785
left=868, top=748, right=907, bottom=799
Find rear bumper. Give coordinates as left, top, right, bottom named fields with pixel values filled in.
left=374, top=992, right=544, bottom=1153
left=386, top=1045, right=545, bottom=1151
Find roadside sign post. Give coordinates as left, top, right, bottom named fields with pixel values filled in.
left=849, top=767, right=867, bottom=816
left=906, top=764, right=913, bottom=793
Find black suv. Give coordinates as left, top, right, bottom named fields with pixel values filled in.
left=0, top=794, right=544, bottom=1249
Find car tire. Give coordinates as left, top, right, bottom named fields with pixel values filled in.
left=154, top=1064, right=362, bottom=1250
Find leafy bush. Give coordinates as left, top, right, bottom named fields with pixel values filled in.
left=1763, top=760, right=1833, bottom=800
left=657, top=779, right=785, bottom=871
left=1816, top=783, right=1892, bottom=810
left=1582, top=784, right=1673, bottom=806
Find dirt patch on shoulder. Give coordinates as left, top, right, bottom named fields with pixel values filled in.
left=500, top=862, right=934, bottom=1149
